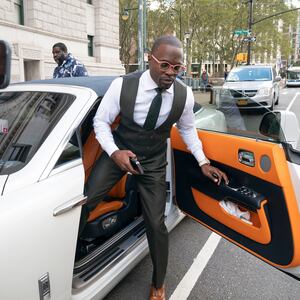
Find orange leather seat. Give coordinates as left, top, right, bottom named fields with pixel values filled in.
left=82, top=128, right=127, bottom=222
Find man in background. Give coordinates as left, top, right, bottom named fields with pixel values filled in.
left=52, top=42, right=88, bottom=78
left=200, top=69, right=209, bottom=92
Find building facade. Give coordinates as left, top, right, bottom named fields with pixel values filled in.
left=0, top=0, right=124, bottom=82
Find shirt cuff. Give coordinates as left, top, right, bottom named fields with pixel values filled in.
left=199, top=158, right=210, bottom=167
left=105, top=144, right=119, bottom=157
left=192, top=149, right=207, bottom=163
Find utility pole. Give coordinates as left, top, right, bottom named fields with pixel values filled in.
left=247, top=0, right=253, bottom=65
left=138, top=0, right=144, bottom=71
left=143, top=0, right=147, bottom=70
left=245, top=2, right=300, bottom=65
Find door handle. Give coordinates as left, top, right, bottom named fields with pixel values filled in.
left=53, top=195, right=87, bottom=217
left=238, top=149, right=255, bottom=167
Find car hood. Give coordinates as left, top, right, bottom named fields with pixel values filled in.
left=223, top=81, right=272, bottom=90
left=194, top=107, right=227, bottom=132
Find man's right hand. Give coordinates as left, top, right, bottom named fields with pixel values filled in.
left=111, top=150, right=139, bottom=174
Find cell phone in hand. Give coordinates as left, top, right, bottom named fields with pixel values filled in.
left=130, top=157, right=144, bottom=174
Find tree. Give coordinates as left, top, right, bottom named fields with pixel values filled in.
left=119, top=0, right=298, bottom=75
left=119, top=0, right=138, bottom=73
left=250, top=0, right=297, bottom=65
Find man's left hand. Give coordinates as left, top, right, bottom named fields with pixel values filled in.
left=201, top=164, right=229, bottom=185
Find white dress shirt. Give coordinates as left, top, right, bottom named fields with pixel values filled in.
left=93, top=70, right=207, bottom=164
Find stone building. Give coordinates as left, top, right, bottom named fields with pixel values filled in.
left=0, top=0, right=124, bottom=82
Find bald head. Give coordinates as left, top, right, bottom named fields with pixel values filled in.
left=148, top=35, right=184, bottom=90
left=151, top=35, right=182, bottom=54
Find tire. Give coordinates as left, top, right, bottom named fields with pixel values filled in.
left=269, top=95, right=275, bottom=111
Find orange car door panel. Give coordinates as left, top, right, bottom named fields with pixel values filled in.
left=172, top=128, right=300, bottom=269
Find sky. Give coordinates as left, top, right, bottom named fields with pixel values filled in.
left=149, top=0, right=159, bottom=10
left=286, top=0, right=300, bottom=8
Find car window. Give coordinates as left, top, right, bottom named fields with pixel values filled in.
left=193, top=86, right=300, bottom=150
left=55, top=133, right=81, bottom=168
left=226, top=67, right=272, bottom=81
left=0, top=91, right=75, bottom=175
left=287, top=70, right=300, bottom=79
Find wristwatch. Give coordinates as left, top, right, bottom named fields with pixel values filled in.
left=199, top=158, right=210, bottom=167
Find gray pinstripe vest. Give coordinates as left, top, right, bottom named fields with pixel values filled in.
left=113, top=71, right=187, bottom=164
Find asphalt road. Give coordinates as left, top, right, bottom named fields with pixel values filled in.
left=104, top=87, right=300, bottom=300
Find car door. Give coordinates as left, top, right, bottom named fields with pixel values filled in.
left=0, top=157, right=85, bottom=300
left=172, top=88, right=300, bottom=279
left=0, top=86, right=93, bottom=300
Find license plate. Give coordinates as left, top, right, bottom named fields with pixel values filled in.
left=237, top=99, right=248, bottom=106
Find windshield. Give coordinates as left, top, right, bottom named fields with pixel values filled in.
left=226, top=67, right=272, bottom=82
left=0, top=91, right=75, bottom=175
left=287, top=70, right=300, bottom=80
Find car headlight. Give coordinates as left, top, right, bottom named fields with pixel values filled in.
left=257, top=87, right=272, bottom=96
left=219, top=88, right=231, bottom=96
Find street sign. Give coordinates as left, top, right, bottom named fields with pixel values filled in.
left=242, top=36, right=256, bottom=43
left=234, top=29, right=250, bottom=36
left=236, top=53, right=248, bottom=62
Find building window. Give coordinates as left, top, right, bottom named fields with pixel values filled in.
left=14, top=0, right=24, bottom=25
left=88, top=35, right=94, bottom=57
left=87, top=0, right=92, bottom=4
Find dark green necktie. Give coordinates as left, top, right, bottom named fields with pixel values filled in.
left=143, top=87, right=163, bottom=130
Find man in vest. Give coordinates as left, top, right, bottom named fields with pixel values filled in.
left=83, top=35, right=228, bottom=300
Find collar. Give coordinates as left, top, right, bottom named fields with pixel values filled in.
left=61, top=53, right=73, bottom=67
left=141, top=70, right=174, bottom=94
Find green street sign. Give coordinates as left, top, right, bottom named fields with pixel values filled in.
left=234, top=29, right=250, bottom=36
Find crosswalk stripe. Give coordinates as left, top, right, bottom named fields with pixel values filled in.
left=286, top=93, right=300, bottom=111
left=169, top=232, right=221, bottom=300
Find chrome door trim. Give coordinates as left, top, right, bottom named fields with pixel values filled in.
left=53, top=195, right=87, bottom=216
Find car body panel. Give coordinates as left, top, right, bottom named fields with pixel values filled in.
left=171, top=127, right=300, bottom=275
left=0, top=164, right=84, bottom=300
left=0, top=175, right=8, bottom=195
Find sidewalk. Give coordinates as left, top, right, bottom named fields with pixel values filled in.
left=193, top=91, right=212, bottom=105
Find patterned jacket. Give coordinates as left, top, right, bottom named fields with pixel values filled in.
left=53, top=53, right=88, bottom=78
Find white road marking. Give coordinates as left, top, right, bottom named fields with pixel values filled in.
left=169, top=232, right=221, bottom=300
left=286, top=93, right=300, bottom=111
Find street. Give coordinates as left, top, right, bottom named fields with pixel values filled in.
left=104, top=86, right=300, bottom=300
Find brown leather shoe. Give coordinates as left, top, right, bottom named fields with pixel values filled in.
left=149, top=285, right=166, bottom=300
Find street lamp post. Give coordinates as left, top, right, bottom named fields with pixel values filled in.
left=184, top=31, right=191, bottom=75
left=247, top=0, right=253, bottom=65
left=137, top=0, right=144, bottom=71
left=121, top=0, right=147, bottom=71
left=171, top=7, right=182, bottom=42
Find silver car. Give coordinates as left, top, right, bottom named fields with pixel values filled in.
left=221, top=65, right=281, bottom=110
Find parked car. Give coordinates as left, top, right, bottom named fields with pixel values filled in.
left=221, top=65, right=281, bottom=110
left=0, top=75, right=300, bottom=298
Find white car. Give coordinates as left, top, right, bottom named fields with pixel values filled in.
left=221, top=65, right=281, bottom=110
left=0, top=77, right=300, bottom=300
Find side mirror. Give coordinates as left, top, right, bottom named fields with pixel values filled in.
left=259, top=110, right=300, bottom=149
left=0, top=40, right=11, bottom=89
left=275, top=75, right=281, bottom=82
